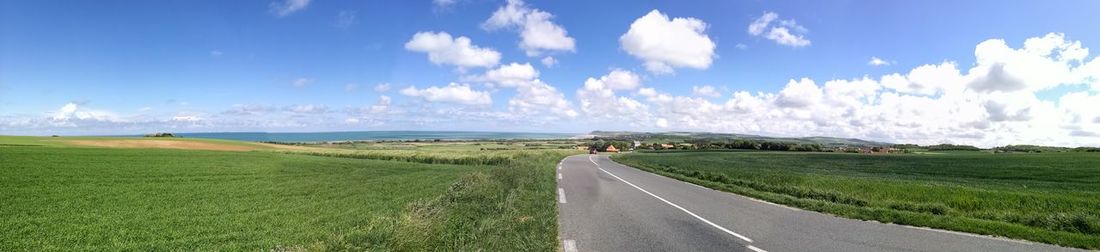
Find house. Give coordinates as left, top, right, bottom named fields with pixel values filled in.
left=605, top=145, right=620, bottom=153
left=660, top=143, right=675, bottom=149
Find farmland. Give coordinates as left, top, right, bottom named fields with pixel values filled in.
left=612, top=150, right=1100, bottom=249
left=0, top=136, right=581, bottom=250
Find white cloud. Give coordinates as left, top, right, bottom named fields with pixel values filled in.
left=880, top=62, right=964, bottom=96
left=620, top=10, right=716, bottom=74
left=335, top=10, right=357, bottom=29
left=285, top=104, right=329, bottom=114
left=869, top=57, right=891, bottom=66
left=735, top=43, right=748, bottom=50
left=344, top=83, right=360, bottom=92
left=567, top=33, right=1100, bottom=147
left=655, top=118, right=669, bottom=128
left=51, top=102, right=118, bottom=122
left=541, top=56, right=558, bottom=67
left=374, top=83, right=391, bottom=92
left=480, top=62, right=539, bottom=87
left=466, top=62, right=577, bottom=118
left=967, top=33, right=1087, bottom=93
left=433, top=0, right=456, bottom=8
left=223, top=104, right=277, bottom=116
left=583, top=69, right=641, bottom=91
left=269, top=0, right=310, bottom=17
left=400, top=83, right=492, bottom=105
left=692, top=85, right=721, bottom=98
left=171, top=116, right=202, bottom=122
left=210, top=50, right=223, bottom=57
left=293, top=78, right=313, bottom=88
left=405, top=31, right=501, bottom=69
left=483, top=0, right=575, bottom=56
left=577, top=70, right=651, bottom=123
left=776, top=78, right=822, bottom=108
left=748, top=11, right=811, bottom=47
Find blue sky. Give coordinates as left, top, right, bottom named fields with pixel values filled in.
left=2, top=0, right=1100, bottom=146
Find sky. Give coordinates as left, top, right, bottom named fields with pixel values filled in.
left=2, top=0, right=1100, bottom=147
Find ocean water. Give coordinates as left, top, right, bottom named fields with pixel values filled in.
left=156, top=131, right=577, bottom=142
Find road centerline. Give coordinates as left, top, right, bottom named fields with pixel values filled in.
left=587, top=155, right=755, bottom=243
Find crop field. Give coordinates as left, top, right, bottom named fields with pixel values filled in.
left=0, top=136, right=580, bottom=250
left=613, top=151, right=1100, bottom=249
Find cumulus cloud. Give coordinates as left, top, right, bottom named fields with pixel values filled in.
left=405, top=31, right=501, bottom=69
left=748, top=11, right=811, bottom=47
left=400, top=83, right=492, bottom=105
left=577, top=69, right=651, bottom=123
left=541, top=56, right=558, bottom=67
left=566, top=33, right=1100, bottom=147
left=269, top=0, right=310, bottom=17
left=478, top=62, right=539, bottom=87
left=51, top=102, right=118, bottom=122
left=293, top=78, right=313, bottom=88
left=620, top=10, right=716, bottom=74
left=466, top=62, right=577, bottom=118
left=869, top=57, right=891, bottom=66
left=692, top=85, right=720, bottom=98
left=483, top=0, right=575, bottom=56
left=374, top=83, right=392, bottom=92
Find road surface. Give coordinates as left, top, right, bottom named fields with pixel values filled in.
left=556, top=154, right=1082, bottom=252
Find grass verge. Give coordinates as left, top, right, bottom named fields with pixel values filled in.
left=612, top=151, right=1100, bottom=249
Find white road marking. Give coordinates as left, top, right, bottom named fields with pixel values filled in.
left=558, top=188, right=567, bottom=203
left=746, top=245, right=767, bottom=252
left=562, top=239, right=578, bottom=252
left=558, top=173, right=563, bottom=180
left=588, top=155, right=754, bottom=243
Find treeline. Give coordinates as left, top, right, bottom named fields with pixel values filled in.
left=923, top=144, right=982, bottom=151
left=635, top=139, right=824, bottom=152
left=588, top=139, right=632, bottom=152
left=994, top=145, right=1100, bottom=153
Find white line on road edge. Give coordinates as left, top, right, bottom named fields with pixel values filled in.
left=558, top=188, right=567, bottom=203
left=588, top=155, right=754, bottom=243
left=746, top=245, right=767, bottom=252
left=558, top=173, right=563, bottom=180
left=562, top=239, right=578, bottom=252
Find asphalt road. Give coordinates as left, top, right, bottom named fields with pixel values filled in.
left=556, top=154, right=1083, bottom=252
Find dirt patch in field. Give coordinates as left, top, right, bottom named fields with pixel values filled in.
left=67, top=140, right=258, bottom=151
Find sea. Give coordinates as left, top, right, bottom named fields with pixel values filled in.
left=131, top=131, right=579, bottom=142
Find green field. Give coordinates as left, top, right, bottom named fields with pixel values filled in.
left=0, top=136, right=580, bottom=250
left=613, top=151, right=1100, bottom=249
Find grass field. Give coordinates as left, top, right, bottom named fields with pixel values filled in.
left=0, top=136, right=580, bottom=250
left=613, top=151, right=1100, bottom=249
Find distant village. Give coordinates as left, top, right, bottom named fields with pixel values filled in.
left=580, top=138, right=1100, bottom=154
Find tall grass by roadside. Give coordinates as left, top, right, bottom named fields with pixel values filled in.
left=613, top=151, right=1100, bottom=249
left=2, top=136, right=580, bottom=251
left=290, top=151, right=575, bottom=251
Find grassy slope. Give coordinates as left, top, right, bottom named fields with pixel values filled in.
left=613, top=151, right=1100, bottom=249
left=0, top=146, right=474, bottom=250
left=1, top=136, right=580, bottom=251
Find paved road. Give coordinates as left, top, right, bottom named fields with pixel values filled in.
left=556, top=154, right=1083, bottom=252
